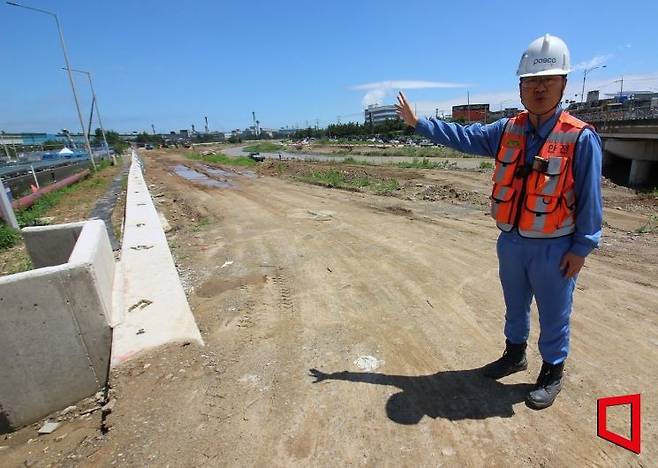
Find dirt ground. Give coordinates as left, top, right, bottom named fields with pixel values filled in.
left=1, top=149, right=656, bottom=467
left=283, top=142, right=466, bottom=159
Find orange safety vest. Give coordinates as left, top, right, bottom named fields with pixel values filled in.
left=490, top=111, right=591, bottom=238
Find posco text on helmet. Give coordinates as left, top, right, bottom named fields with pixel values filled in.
left=517, top=34, right=570, bottom=78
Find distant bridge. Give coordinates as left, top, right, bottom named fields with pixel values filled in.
left=576, top=114, right=658, bottom=188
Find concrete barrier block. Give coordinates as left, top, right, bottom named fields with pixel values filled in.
left=0, top=265, right=107, bottom=431
left=111, top=151, right=203, bottom=366
left=22, top=222, right=86, bottom=268
left=0, top=220, right=114, bottom=432
left=110, top=260, right=125, bottom=327
left=59, top=265, right=112, bottom=384
left=70, top=220, right=115, bottom=324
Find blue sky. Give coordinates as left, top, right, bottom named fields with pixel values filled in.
left=2, top=0, right=657, bottom=133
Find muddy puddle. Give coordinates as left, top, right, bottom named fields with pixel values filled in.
left=238, top=170, right=257, bottom=178
left=201, top=166, right=235, bottom=178
left=172, top=165, right=234, bottom=188
left=199, top=165, right=256, bottom=179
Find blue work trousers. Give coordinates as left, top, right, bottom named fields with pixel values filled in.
left=497, top=230, right=577, bottom=364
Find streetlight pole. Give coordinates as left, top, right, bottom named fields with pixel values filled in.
left=63, top=67, right=115, bottom=165
left=614, top=76, right=624, bottom=101
left=580, top=65, right=607, bottom=103
left=7, top=1, right=97, bottom=170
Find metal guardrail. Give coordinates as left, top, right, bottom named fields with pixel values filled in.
left=0, top=156, right=90, bottom=178
left=2, top=161, right=90, bottom=199
left=0, top=152, right=114, bottom=199
left=573, top=108, right=658, bottom=124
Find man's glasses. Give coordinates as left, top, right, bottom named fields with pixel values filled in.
left=520, top=76, right=563, bottom=89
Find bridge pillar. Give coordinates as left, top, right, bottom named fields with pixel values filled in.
left=602, top=150, right=615, bottom=169
left=628, top=160, right=654, bottom=188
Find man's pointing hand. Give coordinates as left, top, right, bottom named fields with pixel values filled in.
left=395, top=91, right=418, bottom=128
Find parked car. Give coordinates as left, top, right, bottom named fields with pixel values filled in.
left=248, top=152, right=264, bottom=162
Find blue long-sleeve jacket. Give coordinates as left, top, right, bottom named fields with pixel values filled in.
left=415, top=109, right=603, bottom=257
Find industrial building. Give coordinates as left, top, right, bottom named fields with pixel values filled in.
left=364, top=104, right=399, bottom=125
left=567, top=89, right=658, bottom=121
left=451, top=104, right=490, bottom=123
left=274, top=128, right=297, bottom=138
left=487, top=107, right=521, bottom=121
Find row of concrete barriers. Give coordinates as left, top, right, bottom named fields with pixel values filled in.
left=0, top=150, right=203, bottom=433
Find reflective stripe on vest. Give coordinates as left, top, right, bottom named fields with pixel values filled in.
left=490, top=111, right=590, bottom=238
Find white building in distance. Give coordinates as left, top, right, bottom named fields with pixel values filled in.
left=364, top=104, right=399, bottom=125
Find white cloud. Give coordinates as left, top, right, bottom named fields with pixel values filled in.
left=351, top=80, right=469, bottom=91
left=351, top=80, right=469, bottom=109
left=362, top=88, right=387, bottom=107
left=572, top=54, right=614, bottom=71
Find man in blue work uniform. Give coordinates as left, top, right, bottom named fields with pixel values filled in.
left=396, top=34, right=602, bottom=409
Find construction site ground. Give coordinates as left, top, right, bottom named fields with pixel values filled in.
left=1, top=149, right=656, bottom=467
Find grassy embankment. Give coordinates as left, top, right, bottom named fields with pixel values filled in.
left=296, top=169, right=399, bottom=195
left=340, top=156, right=493, bottom=170
left=0, top=160, right=119, bottom=274
left=286, top=142, right=470, bottom=159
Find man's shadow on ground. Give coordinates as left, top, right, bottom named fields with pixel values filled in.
left=309, top=367, right=532, bottom=425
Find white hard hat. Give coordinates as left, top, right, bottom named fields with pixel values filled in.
left=517, top=34, right=570, bottom=78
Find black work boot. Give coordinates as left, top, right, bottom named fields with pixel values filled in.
left=482, top=339, right=528, bottom=379
left=526, top=361, right=564, bottom=410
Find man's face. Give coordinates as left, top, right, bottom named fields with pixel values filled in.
left=519, top=75, right=567, bottom=115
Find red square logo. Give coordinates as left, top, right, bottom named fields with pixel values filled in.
left=597, top=393, right=641, bottom=454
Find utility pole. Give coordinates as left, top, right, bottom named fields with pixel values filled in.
left=151, top=124, right=156, bottom=135
left=204, top=116, right=209, bottom=133
left=63, top=67, right=114, bottom=163
left=7, top=1, right=97, bottom=170
left=87, top=96, right=95, bottom=143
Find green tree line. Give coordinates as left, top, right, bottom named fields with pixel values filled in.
left=94, top=128, right=129, bottom=154
left=291, top=118, right=415, bottom=140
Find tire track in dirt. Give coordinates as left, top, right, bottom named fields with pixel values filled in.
left=206, top=176, right=515, bottom=462
left=196, top=169, right=656, bottom=465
